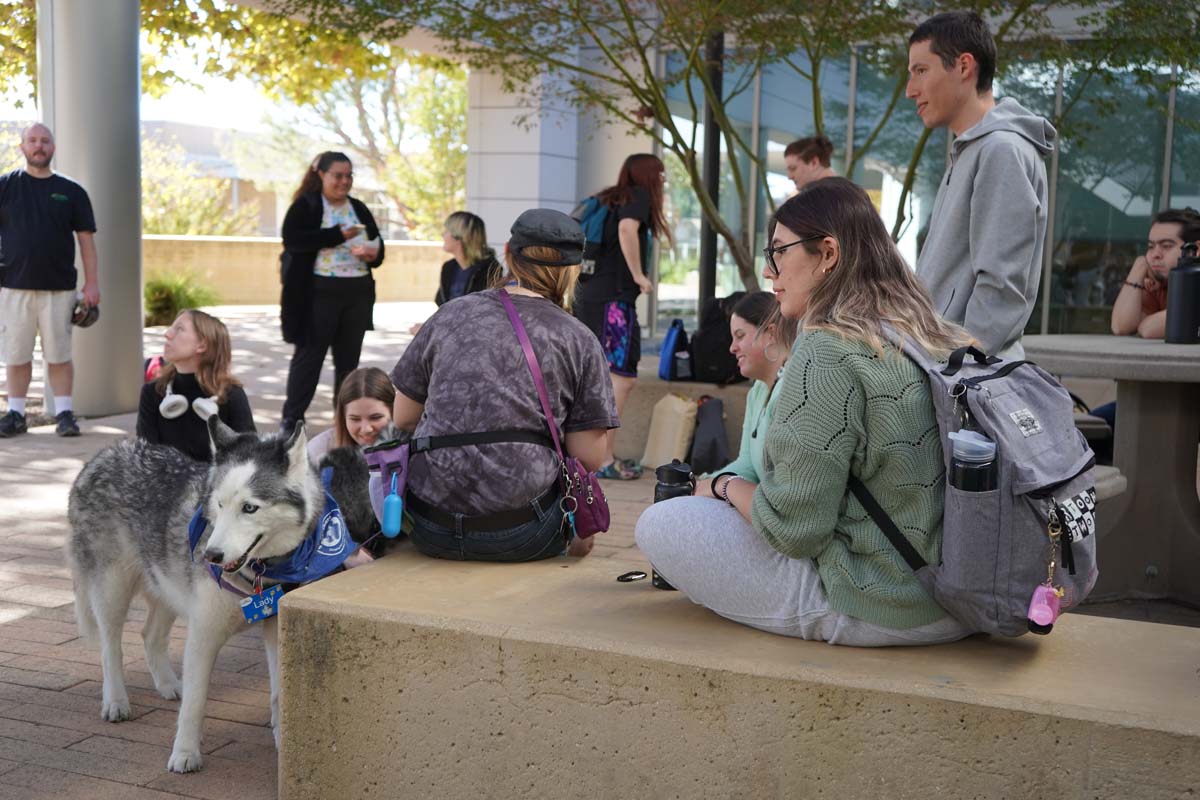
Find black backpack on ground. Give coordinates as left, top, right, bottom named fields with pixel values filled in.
left=688, top=292, right=747, bottom=386
left=687, top=396, right=731, bottom=474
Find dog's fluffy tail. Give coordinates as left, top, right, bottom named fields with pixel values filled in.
left=65, top=551, right=98, bottom=644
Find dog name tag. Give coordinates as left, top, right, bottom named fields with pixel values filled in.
left=240, top=584, right=283, bottom=624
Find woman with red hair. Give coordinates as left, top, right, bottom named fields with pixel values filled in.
left=573, top=153, right=669, bottom=480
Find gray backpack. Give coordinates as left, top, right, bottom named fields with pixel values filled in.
left=850, top=338, right=1099, bottom=637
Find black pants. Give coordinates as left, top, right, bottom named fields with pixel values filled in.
left=282, top=275, right=374, bottom=425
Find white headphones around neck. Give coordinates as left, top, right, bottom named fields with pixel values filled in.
left=159, top=381, right=219, bottom=421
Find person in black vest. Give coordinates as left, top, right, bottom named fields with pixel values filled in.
left=0, top=123, right=98, bottom=438
left=279, top=151, right=385, bottom=434
left=137, top=309, right=255, bottom=462
left=573, top=153, right=669, bottom=480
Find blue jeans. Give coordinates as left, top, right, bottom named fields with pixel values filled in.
left=409, top=489, right=570, bottom=562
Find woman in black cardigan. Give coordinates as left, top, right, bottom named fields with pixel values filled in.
left=434, top=211, right=502, bottom=305
left=279, top=151, right=385, bottom=432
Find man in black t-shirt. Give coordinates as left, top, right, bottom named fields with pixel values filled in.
left=0, top=123, right=99, bottom=437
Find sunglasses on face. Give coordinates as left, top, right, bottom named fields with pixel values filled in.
left=763, top=234, right=823, bottom=277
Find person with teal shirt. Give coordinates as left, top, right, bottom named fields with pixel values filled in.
left=700, top=292, right=796, bottom=485
left=637, top=178, right=977, bottom=647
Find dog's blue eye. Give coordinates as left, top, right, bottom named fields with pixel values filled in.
left=241, top=503, right=259, bottom=514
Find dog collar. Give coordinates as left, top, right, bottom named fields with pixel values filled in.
left=188, top=467, right=355, bottom=596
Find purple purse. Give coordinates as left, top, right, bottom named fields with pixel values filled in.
left=498, top=290, right=610, bottom=538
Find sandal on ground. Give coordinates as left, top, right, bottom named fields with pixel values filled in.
left=617, top=457, right=644, bottom=476
left=596, top=461, right=640, bottom=480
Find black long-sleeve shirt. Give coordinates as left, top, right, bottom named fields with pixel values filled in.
left=136, top=372, right=256, bottom=462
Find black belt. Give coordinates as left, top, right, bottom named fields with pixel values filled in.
left=408, top=429, right=554, bottom=454
left=408, top=485, right=559, bottom=533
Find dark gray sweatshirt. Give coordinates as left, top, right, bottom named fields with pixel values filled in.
left=916, top=97, right=1056, bottom=359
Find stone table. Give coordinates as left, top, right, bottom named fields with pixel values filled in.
left=1023, top=335, right=1200, bottom=604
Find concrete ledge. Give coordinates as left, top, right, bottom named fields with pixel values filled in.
left=278, top=551, right=1200, bottom=799
left=1094, top=464, right=1127, bottom=502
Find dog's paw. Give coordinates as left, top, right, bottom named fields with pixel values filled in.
left=155, top=679, right=182, bottom=701
left=167, top=748, right=204, bottom=773
left=100, top=699, right=131, bottom=722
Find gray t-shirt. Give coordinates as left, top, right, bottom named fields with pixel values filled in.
left=392, top=289, right=619, bottom=515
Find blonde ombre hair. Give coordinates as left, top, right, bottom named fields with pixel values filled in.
left=444, top=211, right=492, bottom=267
left=496, top=245, right=580, bottom=310
left=154, top=309, right=241, bottom=402
left=770, top=177, right=973, bottom=358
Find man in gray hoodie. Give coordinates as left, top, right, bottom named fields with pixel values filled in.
left=907, top=12, right=1056, bottom=359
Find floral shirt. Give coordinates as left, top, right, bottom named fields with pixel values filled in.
left=313, top=198, right=369, bottom=278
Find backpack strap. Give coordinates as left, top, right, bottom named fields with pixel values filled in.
left=846, top=475, right=928, bottom=572
left=940, top=346, right=1001, bottom=376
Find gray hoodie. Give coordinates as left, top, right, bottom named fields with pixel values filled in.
left=916, top=97, right=1056, bottom=359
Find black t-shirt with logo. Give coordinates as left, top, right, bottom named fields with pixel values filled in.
left=0, top=169, right=97, bottom=290
left=575, top=186, right=652, bottom=306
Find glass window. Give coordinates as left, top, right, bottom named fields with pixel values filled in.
left=1170, top=70, right=1200, bottom=212
left=658, top=52, right=851, bottom=330
left=1046, top=63, right=1170, bottom=333
left=849, top=55, right=947, bottom=268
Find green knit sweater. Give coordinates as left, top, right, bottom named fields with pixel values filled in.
left=750, top=330, right=949, bottom=629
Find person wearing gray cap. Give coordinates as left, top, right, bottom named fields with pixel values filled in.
left=387, top=209, right=619, bottom=562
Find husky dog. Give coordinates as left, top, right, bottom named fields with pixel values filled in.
left=67, top=418, right=363, bottom=773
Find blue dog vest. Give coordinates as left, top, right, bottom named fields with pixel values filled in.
left=188, top=467, right=354, bottom=594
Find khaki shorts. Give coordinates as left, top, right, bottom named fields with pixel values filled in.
left=0, top=288, right=75, bottom=365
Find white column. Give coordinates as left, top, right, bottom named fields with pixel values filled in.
left=37, top=0, right=142, bottom=417
left=466, top=69, right=580, bottom=249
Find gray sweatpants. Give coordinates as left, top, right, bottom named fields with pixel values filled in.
left=635, top=497, right=971, bottom=647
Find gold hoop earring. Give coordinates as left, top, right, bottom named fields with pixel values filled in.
left=764, top=344, right=781, bottom=363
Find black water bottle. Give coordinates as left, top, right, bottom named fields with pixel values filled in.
left=1166, top=243, right=1200, bottom=344
left=650, top=460, right=695, bottom=590
left=654, top=459, right=695, bottom=503
left=948, top=429, right=998, bottom=492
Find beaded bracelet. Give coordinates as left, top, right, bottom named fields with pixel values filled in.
left=1124, top=280, right=1144, bottom=290
left=709, top=472, right=737, bottom=499
left=719, top=475, right=739, bottom=506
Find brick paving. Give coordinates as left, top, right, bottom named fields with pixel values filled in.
left=0, top=303, right=655, bottom=799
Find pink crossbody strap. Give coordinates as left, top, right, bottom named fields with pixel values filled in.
left=496, top=289, right=567, bottom=461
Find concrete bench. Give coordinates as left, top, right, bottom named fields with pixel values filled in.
left=278, top=551, right=1200, bottom=799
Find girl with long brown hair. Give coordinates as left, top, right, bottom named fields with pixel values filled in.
left=137, top=309, right=255, bottom=462
left=306, top=366, right=399, bottom=462
left=573, top=152, right=669, bottom=480
left=637, top=177, right=976, bottom=647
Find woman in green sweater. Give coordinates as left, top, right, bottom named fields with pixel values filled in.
left=636, top=178, right=974, bottom=646
left=702, top=291, right=797, bottom=484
